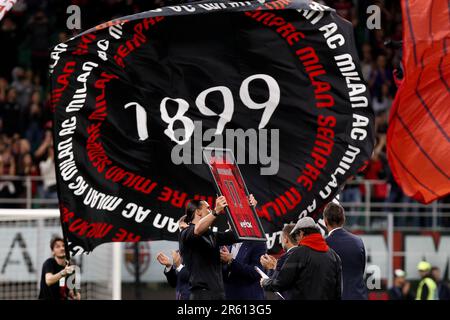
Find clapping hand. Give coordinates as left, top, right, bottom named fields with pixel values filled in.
left=260, top=254, right=277, bottom=270
left=220, top=246, right=233, bottom=264
left=156, top=252, right=172, bottom=268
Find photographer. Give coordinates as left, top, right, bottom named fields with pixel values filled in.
left=38, top=236, right=80, bottom=300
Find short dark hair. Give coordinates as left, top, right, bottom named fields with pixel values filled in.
left=50, top=236, right=64, bottom=251
left=185, top=200, right=204, bottom=223
left=282, top=223, right=297, bottom=244
left=300, top=227, right=321, bottom=236
left=323, top=202, right=345, bottom=227
left=431, top=266, right=439, bottom=273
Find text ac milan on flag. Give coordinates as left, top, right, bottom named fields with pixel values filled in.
left=50, top=0, right=374, bottom=256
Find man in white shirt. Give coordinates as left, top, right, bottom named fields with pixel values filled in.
left=156, top=215, right=190, bottom=299
left=220, top=239, right=267, bottom=300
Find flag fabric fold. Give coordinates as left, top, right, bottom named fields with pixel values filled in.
left=387, top=0, right=450, bottom=204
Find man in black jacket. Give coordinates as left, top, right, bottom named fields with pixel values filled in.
left=180, top=195, right=257, bottom=300
left=261, top=217, right=342, bottom=300
left=260, top=223, right=297, bottom=299
left=323, top=202, right=368, bottom=300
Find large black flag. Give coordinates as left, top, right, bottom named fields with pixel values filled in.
left=50, top=0, right=374, bottom=256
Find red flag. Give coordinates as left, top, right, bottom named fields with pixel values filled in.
left=387, top=0, right=450, bottom=203
left=0, top=1, right=16, bottom=22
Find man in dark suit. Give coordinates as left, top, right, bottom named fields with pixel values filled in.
left=157, top=250, right=190, bottom=300
left=220, top=240, right=267, bottom=300
left=260, top=223, right=297, bottom=299
left=156, top=215, right=191, bottom=299
left=323, top=202, right=368, bottom=300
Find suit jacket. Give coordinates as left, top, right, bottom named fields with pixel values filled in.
left=164, top=265, right=190, bottom=300
left=223, top=241, right=267, bottom=300
left=326, top=228, right=368, bottom=300
left=262, top=245, right=342, bottom=300
left=267, top=248, right=295, bottom=299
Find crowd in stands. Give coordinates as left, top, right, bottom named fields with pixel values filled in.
left=0, top=0, right=170, bottom=207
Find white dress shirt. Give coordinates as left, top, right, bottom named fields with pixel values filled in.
left=327, top=227, right=343, bottom=237
left=230, top=242, right=243, bottom=259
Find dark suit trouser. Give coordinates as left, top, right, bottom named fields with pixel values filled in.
left=190, top=289, right=225, bottom=300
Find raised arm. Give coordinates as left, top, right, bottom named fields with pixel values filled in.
left=194, top=196, right=228, bottom=236
left=45, top=265, right=73, bottom=286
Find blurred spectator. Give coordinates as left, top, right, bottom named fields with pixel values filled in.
left=375, top=1, right=397, bottom=37
left=11, top=138, right=31, bottom=202
left=364, top=136, right=387, bottom=196
left=0, top=77, right=8, bottom=101
left=431, top=266, right=450, bottom=300
left=360, top=43, right=374, bottom=82
left=26, top=9, right=50, bottom=86
left=17, top=152, right=39, bottom=202
left=388, top=269, right=414, bottom=300
left=0, top=135, right=18, bottom=207
left=24, top=91, right=44, bottom=153
left=16, top=138, right=31, bottom=168
left=372, top=83, right=392, bottom=115
left=416, top=261, right=438, bottom=300
left=442, top=196, right=450, bottom=228
left=369, top=55, right=393, bottom=98
left=37, top=130, right=57, bottom=204
left=0, top=17, right=19, bottom=80
left=340, top=175, right=363, bottom=227
left=11, top=67, right=33, bottom=112
left=385, top=169, right=419, bottom=227
left=1, top=87, right=21, bottom=136
left=328, top=0, right=355, bottom=24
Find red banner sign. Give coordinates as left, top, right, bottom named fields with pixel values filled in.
left=203, top=148, right=266, bottom=241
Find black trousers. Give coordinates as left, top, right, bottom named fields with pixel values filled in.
left=189, top=289, right=225, bottom=300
